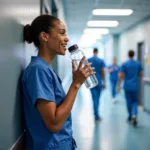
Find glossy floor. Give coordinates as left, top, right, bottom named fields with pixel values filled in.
left=71, top=86, right=150, bottom=150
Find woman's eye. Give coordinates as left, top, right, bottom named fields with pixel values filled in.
left=60, top=33, right=67, bottom=36
left=60, top=32, right=65, bottom=35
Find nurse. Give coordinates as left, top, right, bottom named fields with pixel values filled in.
left=118, top=50, right=143, bottom=126
left=108, top=57, right=119, bottom=103
left=88, top=48, right=106, bottom=121
left=22, top=15, right=95, bottom=150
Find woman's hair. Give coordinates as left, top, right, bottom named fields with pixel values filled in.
left=23, top=14, right=59, bottom=47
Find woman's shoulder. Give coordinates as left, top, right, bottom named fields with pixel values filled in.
left=23, top=62, right=53, bottom=81
left=27, top=61, right=53, bottom=72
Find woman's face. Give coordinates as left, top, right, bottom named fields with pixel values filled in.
left=47, top=20, right=69, bottom=56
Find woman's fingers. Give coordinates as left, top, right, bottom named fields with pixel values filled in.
left=78, top=61, right=96, bottom=77
left=73, top=57, right=96, bottom=80
left=82, top=63, right=92, bottom=70
left=72, top=62, right=76, bottom=73
left=84, top=67, right=95, bottom=74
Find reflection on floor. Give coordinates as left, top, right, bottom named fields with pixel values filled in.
left=72, top=85, right=150, bottom=150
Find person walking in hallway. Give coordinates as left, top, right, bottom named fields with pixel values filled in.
left=22, top=14, right=95, bottom=150
left=88, top=48, right=106, bottom=121
left=118, top=50, right=143, bottom=126
left=108, top=57, right=119, bottom=103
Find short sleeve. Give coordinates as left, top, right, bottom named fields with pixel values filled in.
left=26, top=67, right=55, bottom=105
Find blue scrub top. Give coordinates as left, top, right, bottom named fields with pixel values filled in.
left=88, top=56, right=105, bottom=87
left=119, top=59, right=143, bottom=91
left=108, top=65, right=119, bottom=81
left=22, top=56, right=73, bottom=150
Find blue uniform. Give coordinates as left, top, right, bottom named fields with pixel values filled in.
left=120, top=59, right=143, bottom=120
left=22, top=56, right=76, bottom=150
left=108, top=65, right=119, bottom=98
left=88, top=56, right=105, bottom=120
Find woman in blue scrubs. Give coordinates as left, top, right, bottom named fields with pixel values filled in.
left=22, top=15, right=95, bottom=150
left=108, top=57, right=119, bottom=103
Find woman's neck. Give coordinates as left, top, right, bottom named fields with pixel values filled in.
left=38, top=47, right=56, bottom=65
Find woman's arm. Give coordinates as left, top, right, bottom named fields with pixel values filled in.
left=36, top=83, right=79, bottom=133
left=36, top=57, right=95, bottom=133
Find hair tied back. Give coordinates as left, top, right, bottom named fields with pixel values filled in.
left=24, top=24, right=33, bottom=44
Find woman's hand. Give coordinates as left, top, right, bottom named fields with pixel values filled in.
left=72, top=56, right=95, bottom=89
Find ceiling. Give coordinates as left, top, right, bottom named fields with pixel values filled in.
left=63, top=0, right=150, bottom=44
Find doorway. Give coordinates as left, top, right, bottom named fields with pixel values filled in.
left=137, top=42, right=144, bottom=106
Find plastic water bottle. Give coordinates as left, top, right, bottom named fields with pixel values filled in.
left=68, top=44, right=98, bottom=88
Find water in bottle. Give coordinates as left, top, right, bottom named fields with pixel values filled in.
left=68, top=44, right=98, bottom=88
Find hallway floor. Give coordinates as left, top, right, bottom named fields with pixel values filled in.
left=71, top=85, right=150, bottom=150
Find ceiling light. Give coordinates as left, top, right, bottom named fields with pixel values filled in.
left=87, top=21, right=119, bottom=27
left=84, top=28, right=109, bottom=34
left=79, top=40, right=96, bottom=47
left=93, top=9, right=133, bottom=16
left=81, top=34, right=102, bottom=40
left=80, top=38, right=97, bottom=43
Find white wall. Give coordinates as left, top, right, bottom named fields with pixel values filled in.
left=55, top=0, right=72, bottom=81
left=118, top=19, right=150, bottom=63
left=103, top=36, right=114, bottom=66
left=103, top=19, right=150, bottom=65
left=0, top=1, right=40, bottom=149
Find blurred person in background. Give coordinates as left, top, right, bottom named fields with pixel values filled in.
left=118, top=50, right=143, bottom=126
left=88, top=48, right=106, bottom=121
left=108, top=57, right=119, bottom=103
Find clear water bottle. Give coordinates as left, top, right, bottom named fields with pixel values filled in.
left=68, top=44, right=98, bottom=88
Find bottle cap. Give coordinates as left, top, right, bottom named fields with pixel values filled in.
left=68, top=44, right=78, bottom=52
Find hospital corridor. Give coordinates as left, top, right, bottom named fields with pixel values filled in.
left=0, top=0, right=150, bottom=150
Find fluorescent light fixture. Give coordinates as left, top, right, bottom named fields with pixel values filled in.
left=79, top=37, right=97, bottom=44
left=79, top=40, right=96, bottom=47
left=79, top=33, right=103, bottom=47
left=81, top=33, right=102, bottom=38
left=81, top=34, right=102, bottom=40
left=79, top=34, right=102, bottom=47
left=84, top=28, right=109, bottom=34
left=93, top=9, right=133, bottom=16
left=87, top=21, right=119, bottom=27
left=80, top=39, right=97, bottom=43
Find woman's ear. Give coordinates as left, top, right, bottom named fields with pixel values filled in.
left=39, top=32, right=49, bottom=42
